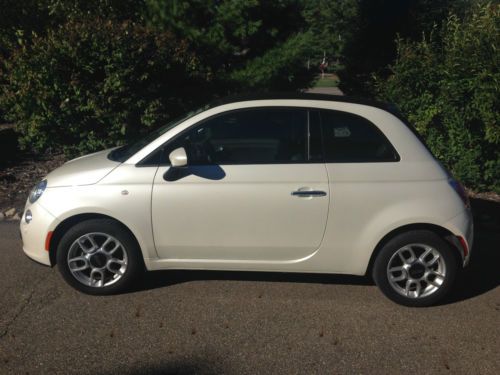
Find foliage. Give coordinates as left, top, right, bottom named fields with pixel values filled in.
left=143, top=0, right=314, bottom=90
left=0, top=1, right=145, bottom=122
left=0, top=0, right=144, bottom=57
left=302, top=0, right=358, bottom=69
left=0, top=0, right=498, bottom=195
left=376, top=3, right=499, bottom=192
left=338, top=0, right=486, bottom=95
left=1, top=19, right=205, bottom=156
left=229, top=32, right=314, bottom=90
left=1, top=0, right=318, bottom=150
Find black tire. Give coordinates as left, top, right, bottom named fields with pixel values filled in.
left=56, top=219, right=143, bottom=295
left=372, top=230, right=459, bottom=307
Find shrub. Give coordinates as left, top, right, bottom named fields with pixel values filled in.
left=376, top=3, right=499, bottom=192
left=1, top=19, right=206, bottom=156
left=1, top=1, right=320, bottom=154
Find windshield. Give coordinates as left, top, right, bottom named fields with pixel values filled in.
left=108, top=106, right=207, bottom=162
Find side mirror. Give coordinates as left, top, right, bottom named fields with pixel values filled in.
left=168, top=147, right=188, bottom=168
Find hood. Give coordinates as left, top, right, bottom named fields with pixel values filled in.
left=46, top=148, right=121, bottom=187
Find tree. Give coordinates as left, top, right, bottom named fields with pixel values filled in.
left=2, top=19, right=205, bottom=156
left=143, top=0, right=314, bottom=91
left=302, top=0, right=358, bottom=70
left=0, top=0, right=322, bottom=156
left=376, top=3, right=499, bottom=192
left=338, top=0, right=484, bottom=95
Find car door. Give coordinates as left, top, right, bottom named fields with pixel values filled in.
left=151, top=107, right=329, bottom=262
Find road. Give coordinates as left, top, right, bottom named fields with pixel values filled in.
left=0, top=199, right=499, bottom=374
left=305, top=86, right=344, bottom=95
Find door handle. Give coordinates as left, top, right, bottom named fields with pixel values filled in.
left=291, top=190, right=327, bottom=197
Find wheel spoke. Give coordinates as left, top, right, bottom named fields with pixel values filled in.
left=428, top=279, right=441, bottom=288
left=390, top=273, right=406, bottom=282
left=412, top=281, right=422, bottom=298
left=78, top=235, right=98, bottom=254
left=90, top=235, right=99, bottom=247
left=398, top=250, right=410, bottom=264
left=98, top=270, right=105, bottom=286
left=68, top=256, right=89, bottom=272
left=106, top=243, right=121, bottom=255
left=406, top=247, right=417, bottom=263
left=388, top=266, right=406, bottom=282
left=106, top=259, right=125, bottom=275
left=100, top=237, right=113, bottom=251
left=404, top=280, right=412, bottom=296
left=109, top=258, right=125, bottom=265
left=425, top=253, right=440, bottom=267
left=89, top=268, right=105, bottom=287
left=389, top=266, right=404, bottom=273
left=89, top=269, right=98, bottom=286
left=404, top=280, right=422, bottom=298
left=108, top=268, right=123, bottom=276
left=398, top=247, right=416, bottom=264
left=427, top=270, right=444, bottom=287
left=418, top=247, right=433, bottom=263
left=433, top=271, right=445, bottom=279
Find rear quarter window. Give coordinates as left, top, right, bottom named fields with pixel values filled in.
left=319, top=109, right=399, bottom=163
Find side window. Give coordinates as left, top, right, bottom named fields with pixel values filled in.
left=167, top=108, right=308, bottom=165
left=320, top=109, right=399, bottom=162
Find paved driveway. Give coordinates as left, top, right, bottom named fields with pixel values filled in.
left=0, top=199, right=499, bottom=374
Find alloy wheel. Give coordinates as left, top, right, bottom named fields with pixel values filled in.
left=386, top=243, right=447, bottom=299
left=67, top=232, right=128, bottom=287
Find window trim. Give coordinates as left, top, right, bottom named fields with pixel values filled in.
left=318, top=108, right=401, bottom=164
left=137, top=106, right=324, bottom=167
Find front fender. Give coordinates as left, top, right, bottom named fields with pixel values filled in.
left=38, top=184, right=158, bottom=264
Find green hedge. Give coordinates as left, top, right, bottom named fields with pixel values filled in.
left=1, top=19, right=207, bottom=156
left=376, top=3, right=499, bottom=192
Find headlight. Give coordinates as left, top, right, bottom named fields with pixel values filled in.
left=29, top=179, right=47, bottom=204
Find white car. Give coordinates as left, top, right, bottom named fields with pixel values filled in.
left=20, top=94, right=473, bottom=306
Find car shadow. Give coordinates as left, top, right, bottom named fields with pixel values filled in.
left=96, top=358, right=225, bottom=375
left=130, top=197, right=500, bottom=304
left=131, top=268, right=371, bottom=294
left=444, top=197, right=500, bottom=304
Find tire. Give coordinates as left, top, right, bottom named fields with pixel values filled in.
left=372, top=230, right=458, bottom=307
left=56, top=219, right=143, bottom=295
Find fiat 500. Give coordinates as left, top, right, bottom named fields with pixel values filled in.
left=20, top=94, right=473, bottom=306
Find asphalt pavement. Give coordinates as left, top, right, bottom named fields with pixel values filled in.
left=0, top=199, right=499, bottom=374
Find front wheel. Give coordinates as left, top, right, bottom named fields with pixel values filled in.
left=373, top=230, right=458, bottom=307
left=56, top=219, right=143, bottom=295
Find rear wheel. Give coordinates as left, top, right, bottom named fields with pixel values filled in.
left=373, top=230, right=458, bottom=307
left=56, top=219, right=143, bottom=295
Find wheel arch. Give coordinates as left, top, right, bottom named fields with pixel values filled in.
left=365, top=223, right=463, bottom=278
left=48, top=213, right=143, bottom=266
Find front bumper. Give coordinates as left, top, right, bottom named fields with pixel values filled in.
left=20, top=201, right=59, bottom=266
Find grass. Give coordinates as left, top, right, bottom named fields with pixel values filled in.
left=313, top=74, right=339, bottom=88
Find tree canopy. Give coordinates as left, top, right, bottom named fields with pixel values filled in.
left=0, top=0, right=497, bottom=191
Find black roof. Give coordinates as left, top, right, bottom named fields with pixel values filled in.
left=208, top=91, right=423, bottom=141
left=206, top=92, right=419, bottom=133
left=209, top=92, right=400, bottom=116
